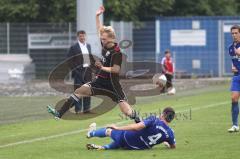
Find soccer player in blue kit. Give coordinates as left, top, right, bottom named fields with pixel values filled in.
left=228, top=25, right=240, bottom=132
left=86, top=107, right=176, bottom=150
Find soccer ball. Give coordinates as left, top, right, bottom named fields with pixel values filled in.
left=152, top=74, right=167, bottom=86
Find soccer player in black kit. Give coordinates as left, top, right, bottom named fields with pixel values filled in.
left=47, top=6, right=140, bottom=122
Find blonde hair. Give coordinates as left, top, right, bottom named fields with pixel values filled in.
left=100, top=26, right=116, bottom=40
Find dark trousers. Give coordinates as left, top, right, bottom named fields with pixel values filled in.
left=165, top=73, right=173, bottom=89
left=160, top=73, right=173, bottom=93
left=73, top=67, right=92, bottom=113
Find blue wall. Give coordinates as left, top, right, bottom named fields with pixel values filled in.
left=132, top=16, right=240, bottom=76
left=157, top=16, right=240, bottom=76
left=159, top=17, right=218, bottom=75
left=133, top=21, right=156, bottom=62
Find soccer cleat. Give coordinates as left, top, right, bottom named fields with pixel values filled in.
left=86, top=122, right=97, bottom=138
left=130, top=110, right=141, bottom=123
left=47, top=105, right=60, bottom=119
left=228, top=125, right=239, bottom=133
left=134, top=116, right=142, bottom=123
left=86, top=144, right=104, bottom=150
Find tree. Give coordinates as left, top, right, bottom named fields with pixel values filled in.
left=0, top=0, right=239, bottom=23
left=137, top=0, right=174, bottom=20
left=168, top=0, right=238, bottom=16
left=104, top=0, right=141, bottom=22
left=0, top=0, right=39, bottom=22
left=104, top=0, right=174, bottom=22
left=0, top=0, right=76, bottom=22
left=209, top=0, right=238, bottom=16
left=49, top=0, right=76, bottom=23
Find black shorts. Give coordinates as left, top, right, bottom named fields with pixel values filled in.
left=87, top=77, right=127, bottom=103
left=165, top=74, right=173, bottom=88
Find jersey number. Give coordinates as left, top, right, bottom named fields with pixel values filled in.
left=148, top=133, right=162, bottom=145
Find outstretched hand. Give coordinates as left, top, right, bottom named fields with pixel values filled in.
left=96, top=6, right=105, bottom=16
left=107, top=124, right=118, bottom=130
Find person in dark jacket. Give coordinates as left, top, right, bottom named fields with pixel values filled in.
left=67, top=30, right=95, bottom=113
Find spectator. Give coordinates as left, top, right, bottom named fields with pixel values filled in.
left=161, top=49, right=175, bottom=94
left=67, top=30, right=95, bottom=113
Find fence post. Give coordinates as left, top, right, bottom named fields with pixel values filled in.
left=68, top=22, right=72, bottom=46
left=155, top=19, right=160, bottom=72
left=68, top=22, right=72, bottom=81
left=173, top=51, right=176, bottom=79
left=218, top=20, right=223, bottom=77
left=7, top=22, right=10, bottom=54
left=27, top=23, right=30, bottom=54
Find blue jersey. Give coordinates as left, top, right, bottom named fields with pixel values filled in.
left=229, top=42, right=240, bottom=75
left=122, top=116, right=175, bottom=150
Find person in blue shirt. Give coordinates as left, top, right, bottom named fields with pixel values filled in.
left=86, top=107, right=176, bottom=150
left=228, top=25, right=240, bottom=132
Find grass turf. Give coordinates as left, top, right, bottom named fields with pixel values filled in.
left=0, top=84, right=239, bottom=159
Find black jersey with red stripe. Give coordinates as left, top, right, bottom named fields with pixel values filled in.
left=97, top=43, right=122, bottom=81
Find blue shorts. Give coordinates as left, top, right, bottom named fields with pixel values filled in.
left=110, top=130, right=140, bottom=150
left=231, top=75, right=240, bottom=92
left=110, top=130, right=124, bottom=147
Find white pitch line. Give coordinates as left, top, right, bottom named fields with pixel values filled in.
left=0, top=129, right=87, bottom=149
left=0, top=120, right=128, bottom=149
left=179, top=101, right=230, bottom=113
left=0, top=101, right=229, bottom=149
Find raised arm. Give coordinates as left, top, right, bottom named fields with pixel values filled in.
left=96, top=6, right=105, bottom=35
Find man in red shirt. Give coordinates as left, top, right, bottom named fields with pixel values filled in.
left=161, top=49, right=174, bottom=94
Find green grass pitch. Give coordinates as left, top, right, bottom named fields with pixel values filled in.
left=0, top=84, right=240, bottom=159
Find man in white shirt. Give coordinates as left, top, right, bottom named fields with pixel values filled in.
left=67, top=30, right=95, bottom=113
